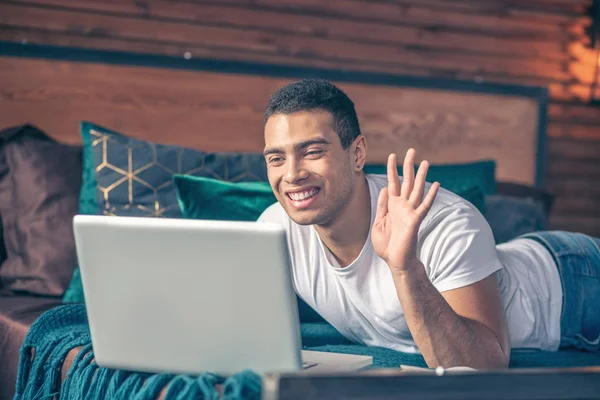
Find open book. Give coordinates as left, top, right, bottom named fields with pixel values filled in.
left=301, top=350, right=373, bottom=373
left=400, top=364, right=477, bottom=373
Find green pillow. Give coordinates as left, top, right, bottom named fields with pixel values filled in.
left=175, top=176, right=276, bottom=221
left=453, top=185, right=486, bottom=214
left=174, top=175, right=486, bottom=222
left=63, top=121, right=270, bottom=304
left=363, top=159, right=496, bottom=196
left=62, top=127, right=97, bottom=303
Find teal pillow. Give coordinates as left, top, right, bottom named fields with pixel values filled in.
left=62, top=121, right=269, bottom=304
left=175, top=176, right=276, bottom=221
left=61, top=127, right=97, bottom=303
left=363, top=160, right=496, bottom=196
left=453, top=185, right=486, bottom=214
left=174, top=174, right=486, bottom=223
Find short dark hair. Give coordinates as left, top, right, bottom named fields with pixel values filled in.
left=264, top=79, right=361, bottom=149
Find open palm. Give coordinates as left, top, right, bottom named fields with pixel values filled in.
left=371, top=149, right=439, bottom=274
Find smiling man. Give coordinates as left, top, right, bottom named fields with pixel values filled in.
left=258, top=79, right=600, bottom=369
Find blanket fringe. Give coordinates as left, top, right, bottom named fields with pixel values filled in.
left=14, top=304, right=262, bottom=399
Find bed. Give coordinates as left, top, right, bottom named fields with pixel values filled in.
left=1, top=50, right=594, bottom=399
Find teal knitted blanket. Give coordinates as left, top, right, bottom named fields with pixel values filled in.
left=14, top=305, right=261, bottom=400
left=14, top=304, right=600, bottom=399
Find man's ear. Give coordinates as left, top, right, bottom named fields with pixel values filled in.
left=351, top=134, right=368, bottom=171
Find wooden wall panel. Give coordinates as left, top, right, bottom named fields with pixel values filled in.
left=0, top=2, right=570, bottom=82
left=0, top=0, right=599, bottom=235
left=0, top=56, right=541, bottom=186
left=0, top=0, right=572, bottom=58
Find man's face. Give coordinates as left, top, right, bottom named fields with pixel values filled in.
left=263, top=110, right=355, bottom=227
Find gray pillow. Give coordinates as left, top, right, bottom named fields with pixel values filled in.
left=484, top=194, right=547, bottom=244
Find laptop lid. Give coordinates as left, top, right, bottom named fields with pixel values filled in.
left=73, top=215, right=303, bottom=376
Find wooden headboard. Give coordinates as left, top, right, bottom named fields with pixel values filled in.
left=0, top=52, right=548, bottom=186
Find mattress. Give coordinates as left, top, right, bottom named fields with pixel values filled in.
left=0, top=295, right=63, bottom=400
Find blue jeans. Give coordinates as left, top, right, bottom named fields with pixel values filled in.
left=520, top=231, right=600, bottom=352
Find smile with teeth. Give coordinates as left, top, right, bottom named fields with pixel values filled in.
left=287, top=188, right=320, bottom=202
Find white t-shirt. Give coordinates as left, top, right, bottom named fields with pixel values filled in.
left=496, top=239, right=562, bottom=351
left=258, top=174, right=563, bottom=352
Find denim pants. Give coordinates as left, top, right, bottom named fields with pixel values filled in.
left=520, top=231, right=600, bottom=351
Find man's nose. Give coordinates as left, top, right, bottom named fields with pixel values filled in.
left=284, top=159, right=308, bottom=184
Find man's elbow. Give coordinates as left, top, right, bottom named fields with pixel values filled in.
left=495, top=333, right=512, bottom=369
left=477, top=344, right=510, bottom=370
left=427, top=345, right=509, bottom=370
left=460, top=338, right=510, bottom=370
left=491, top=351, right=510, bottom=369
left=451, top=351, right=508, bottom=371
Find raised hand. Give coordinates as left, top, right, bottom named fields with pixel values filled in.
left=371, top=149, right=440, bottom=275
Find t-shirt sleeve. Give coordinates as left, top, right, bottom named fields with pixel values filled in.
left=418, top=201, right=503, bottom=293
left=257, top=202, right=283, bottom=223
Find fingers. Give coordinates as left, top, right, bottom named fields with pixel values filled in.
left=374, top=187, right=389, bottom=222
left=409, top=160, right=429, bottom=206
left=417, top=182, right=440, bottom=218
left=400, top=148, right=415, bottom=199
left=387, top=153, right=401, bottom=197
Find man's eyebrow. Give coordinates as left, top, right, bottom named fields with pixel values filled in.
left=295, top=138, right=331, bottom=151
left=263, top=146, right=285, bottom=157
left=263, top=138, right=331, bottom=156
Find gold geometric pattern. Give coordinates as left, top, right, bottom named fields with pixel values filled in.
left=90, top=129, right=268, bottom=217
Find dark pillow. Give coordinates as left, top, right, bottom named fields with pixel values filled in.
left=62, top=121, right=269, bottom=303
left=79, top=121, right=268, bottom=218
left=495, top=181, right=555, bottom=217
left=0, top=217, right=6, bottom=266
left=484, top=195, right=548, bottom=244
left=484, top=181, right=555, bottom=244
left=0, top=125, right=82, bottom=296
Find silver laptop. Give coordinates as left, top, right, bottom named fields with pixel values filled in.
left=73, top=215, right=372, bottom=376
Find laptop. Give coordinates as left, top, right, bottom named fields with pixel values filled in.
left=73, top=215, right=372, bottom=376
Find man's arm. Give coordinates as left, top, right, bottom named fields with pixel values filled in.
left=392, top=265, right=510, bottom=369
left=371, top=149, right=510, bottom=370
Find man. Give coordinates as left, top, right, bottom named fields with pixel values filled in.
left=258, top=79, right=600, bottom=370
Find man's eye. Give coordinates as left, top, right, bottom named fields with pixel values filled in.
left=268, top=157, right=283, bottom=164
left=305, top=150, right=323, bottom=157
